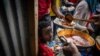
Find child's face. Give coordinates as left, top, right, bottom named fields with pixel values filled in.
left=42, top=26, right=52, bottom=41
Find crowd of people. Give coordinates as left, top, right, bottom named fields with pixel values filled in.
left=38, top=0, right=100, bottom=56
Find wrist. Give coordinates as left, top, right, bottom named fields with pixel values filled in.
left=72, top=52, right=81, bottom=56
left=72, top=50, right=80, bottom=55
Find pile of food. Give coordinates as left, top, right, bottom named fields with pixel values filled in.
left=57, top=29, right=95, bottom=47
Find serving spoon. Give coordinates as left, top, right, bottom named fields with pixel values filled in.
left=64, top=14, right=94, bottom=23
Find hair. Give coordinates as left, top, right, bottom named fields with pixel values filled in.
left=38, top=21, right=51, bottom=37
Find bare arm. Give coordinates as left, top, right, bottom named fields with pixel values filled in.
left=63, top=42, right=81, bottom=56
left=51, top=0, right=65, bottom=19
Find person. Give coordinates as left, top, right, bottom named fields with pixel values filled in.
left=38, top=21, right=54, bottom=56
left=38, top=21, right=81, bottom=56
left=92, top=15, right=100, bottom=37
left=73, top=0, right=99, bottom=32
left=38, top=0, right=65, bottom=22
left=89, top=3, right=100, bottom=55
left=60, top=0, right=75, bottom=15
left=38, top=0, right=66, bottom=41
left=91, top=3, right=100, bottom=38
left=91, top=14, right=100, bottom=56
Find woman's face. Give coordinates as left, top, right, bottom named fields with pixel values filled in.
left=42, top=26, right=52, bottom=41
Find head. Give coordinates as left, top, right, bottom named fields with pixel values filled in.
left=92, top=4, right=100, bottom=28
left=92, top=15, right=100, bottom=28
left=38, top=21, right=52, bottom=43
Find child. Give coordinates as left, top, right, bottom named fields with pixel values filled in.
left=38, top=21, right=81, bottom=56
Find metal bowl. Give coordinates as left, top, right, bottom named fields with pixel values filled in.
left=57, top=29, right=95, bottom=48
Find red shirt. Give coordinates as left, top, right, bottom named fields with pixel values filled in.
left=38, top=0, right=51, bottom=20
left=38, top=39, right=54, bottom=56
left=68, top=0, right=78, bottom=4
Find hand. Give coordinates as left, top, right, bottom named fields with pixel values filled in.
left=63, top=42, right=80, bottom=55
left=54, top=45, right=62, bottom=55
left=57, top=13, right=65, bottom=19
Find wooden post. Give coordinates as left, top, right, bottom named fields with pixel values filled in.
left=28, top=0, right=38, bottom=56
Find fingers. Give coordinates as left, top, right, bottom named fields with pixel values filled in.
left=57, top=14, right=65, bottom=19
left=69, top=42, right=79, bottom=53
left=70, top=42, right=77, bottom=49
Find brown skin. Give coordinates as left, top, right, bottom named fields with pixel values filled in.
left=42, top=26, right=80, bottom=56
left=92, top=15, right=100, bottom=28
left=42, top=26, right=52, bottom=42
left=63, top=42, right=81, bottom=56
left=51, top=0, right=65, bottom=19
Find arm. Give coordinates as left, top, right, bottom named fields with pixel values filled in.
left=62, top=42, right=81, bottom=56
left=74, top=2, right=87, bottom=19
left=74, top=1, right=88, bottom=19
left=51, top=0, right=65, bottom=19
left=73, top=1, right=89, bottom=26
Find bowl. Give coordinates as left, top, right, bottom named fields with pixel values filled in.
left=57, top=29, right=95, bottom=48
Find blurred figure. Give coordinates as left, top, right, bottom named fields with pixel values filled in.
left=92, top=15, right=100, bottom=37
left=60, top=0, right=75, bottom=15
left=38, top=0, right=65, bottom=22
left=91, top=4, right=100, bottom=55
left=91, top=14, right=100, bottom=56
left=38, top=21, right=54, bottom=56
left=92, top=3, right=100, bottom=38
left=38, top=21, right=81, bottom=56
left=73, top=0, right=99, bottom=32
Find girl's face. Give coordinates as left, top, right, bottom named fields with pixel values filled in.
left=42, top=26, right=52, bottom=41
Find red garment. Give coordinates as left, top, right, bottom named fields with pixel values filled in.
left=38, top=39, right=54, bottom=56
left=68, top=0, right=78, bottom=3
left=38, top=0, right=51, bottom=20
left=86, top=12, right=93, bottom=27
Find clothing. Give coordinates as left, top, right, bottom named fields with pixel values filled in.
left=38, top=0, right=51, bottom=20
left=68, top=0, right=78, bottom=4
left=74, top=0, right=90, bottom=26
left=85, top=0, right=99, bottom=13
left=39, top=14, right=51, bottom=22
left=38, top=40, right=54, bottom=56
left=50, top=0, right=61, bottom=16
left=73, top=0, right=94, bottom=31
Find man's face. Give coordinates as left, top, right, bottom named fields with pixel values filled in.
left=42, top=26, right=52, bottom=41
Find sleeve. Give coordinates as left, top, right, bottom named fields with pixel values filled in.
left=73, top=1, right=88, bottom=23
